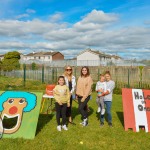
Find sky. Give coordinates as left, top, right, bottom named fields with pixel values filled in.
left=0, top=0, right=150, bottom=60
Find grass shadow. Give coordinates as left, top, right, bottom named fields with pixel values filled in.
left=116, top=111, right=124, bottom=127
left=36, top=113, right=54, bottom=136
left=88, top=106, right=94, bottom=117
left=71, top=105, right=94, bottom=121
left=72, top=106, right=80, bottom=120
left=96, top=111, right=100, bottom=120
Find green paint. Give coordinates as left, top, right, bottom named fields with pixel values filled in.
left=0, top=91, right=43, bottom=139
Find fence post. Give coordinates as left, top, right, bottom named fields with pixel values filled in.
left=127, top=68, right=130, bottom=88
left=55, top=67, right=57, bottom=83
left=23, top=64, right=26, bottom=87
left=74, top=67, right=76, bottom=79
left=42, top=65, right=44, bottom=83
left=52, top=67, right=54, bottom=83
left=97, top=68, right=100, bottom=81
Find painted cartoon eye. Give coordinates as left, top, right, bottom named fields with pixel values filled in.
left=19, top=98, right=25, bottom=104
left=8, top=99, right=14, bottom=104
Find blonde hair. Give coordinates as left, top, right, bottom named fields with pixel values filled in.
left=63, top=65, right=73, bottom=81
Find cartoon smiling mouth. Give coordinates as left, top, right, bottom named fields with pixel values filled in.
left=2, top=114, right=20, bottom=131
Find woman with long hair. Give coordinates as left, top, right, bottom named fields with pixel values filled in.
left=76, top=66, right=93, bottom=126
left=63, top=65, right=76, bottom=124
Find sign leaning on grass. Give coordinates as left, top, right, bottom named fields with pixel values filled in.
left=0, top=91, right=43, bottom=139
left=122, top=88, right=150, bottom=132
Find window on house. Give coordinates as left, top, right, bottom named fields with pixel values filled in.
left=39, top=56, right=40, bottom=59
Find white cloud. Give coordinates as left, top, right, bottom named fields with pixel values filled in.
left=81, top=9, right=118, bottom=24
left=48, top=12, right=63, bottom=22
left=0, top=41, right=28, bottom=49
left=0, top=9, right=150, bottom=59
left=15, top=14, right=29, bottom=19
left=73, top=9, right=118, bottom=31
left=26, top=9, right=36, bottom=14
left=15, top=9, right=36, bottom=20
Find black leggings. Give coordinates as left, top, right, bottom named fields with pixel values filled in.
left=78, top=95, right=90, bottom=119
left=55, top=102, right=67, bottom=125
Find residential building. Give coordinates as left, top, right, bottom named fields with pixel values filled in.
left=21, top=51, right=64, bottom=63
left=0, top=54, right=4, bottom=61
left=76, top=48, right=122, bottom=66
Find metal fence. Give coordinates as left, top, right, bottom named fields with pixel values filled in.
left=20, top=59, right=147, bottom=67
left=0, top=65, right=150, bottom=90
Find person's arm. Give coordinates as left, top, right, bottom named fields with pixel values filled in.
left=95, top=82, right=99, bottom=92
left=70, top=76, right=76, bottom=94
left=81, top=76, right=93, bottom=102
left=53, top=86, right=62, bottom=105
left=104, top=81, right=115, bottom=96
left=66, top=86, right=70, bottom=107
left=75, top=77, right=80, bottom=96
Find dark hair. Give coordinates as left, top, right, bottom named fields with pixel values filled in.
left=57, top=76, right=65, bottom=85
left=104, top=71, right=111, bottom=76
left=99, top=73, right=105, bottom=77
left=81, top=66, right=90, bottom=77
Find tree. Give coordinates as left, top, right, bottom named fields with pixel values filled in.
left=31, top=62, right=38, bottom=70
left=0, top=61, right=2, bottom=75
left=2, top=51, right=21, bottom=71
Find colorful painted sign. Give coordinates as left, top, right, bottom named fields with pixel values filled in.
left=122, top=88, right=150, bottom=132
left=0, top=91, right=42, bottom=139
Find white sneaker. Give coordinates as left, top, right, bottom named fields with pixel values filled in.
left=62, top=125, right=68, bottom=131
left=101, top=109, right=105, bottom=115
left=80, top=121, right=84, bottom=125
left=57, top=125, right=61, bottom=131
left=97, top=107, right=101, bottom=113
left=83, top=118, right=88, bottom=126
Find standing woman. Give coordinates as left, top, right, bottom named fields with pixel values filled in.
left=63, top=65, right=76, bottom=124
left=76, top=66, right=93, bottom=126
left=100, top=71, right=115, bottom=127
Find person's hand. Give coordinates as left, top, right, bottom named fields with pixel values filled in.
left=76, top=95, right=78, bottom=99
left=81, top=97, right=85, bottom=102
left=67, top=103, right=70, bottom=107
left=98, top=94, right=102, bottom=97
left=58, top=102, right=62, bottom=105
left=98, top=88, right=103, bottom=92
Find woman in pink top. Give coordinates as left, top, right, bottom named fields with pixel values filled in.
left=76, top=66, right=93, bottom=126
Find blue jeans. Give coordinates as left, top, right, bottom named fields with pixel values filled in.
left=100, top=101, right=112, bottom=123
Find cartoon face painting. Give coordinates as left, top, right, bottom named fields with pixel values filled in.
left=0, top=91, right=37, bottom=137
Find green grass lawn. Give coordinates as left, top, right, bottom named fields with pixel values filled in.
left=0, top=93, right=150, bottom=150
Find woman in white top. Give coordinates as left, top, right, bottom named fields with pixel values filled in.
left=63, top=65, right=76, bottom=124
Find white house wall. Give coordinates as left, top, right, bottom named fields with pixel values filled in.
left=77, top=51, right=99, bottom=60
left=44, top=56, right=52, bottom=61
left=21, top=55, right=52, bottom=61
left=77, top=51, right=100, bottom=66
left=0, top=56, right=4, bottom=61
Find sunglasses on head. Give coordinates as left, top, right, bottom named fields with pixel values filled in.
left=66, top=69, right=72, bottom=71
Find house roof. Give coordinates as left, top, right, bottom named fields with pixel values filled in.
left=78, top=48, right=112, bottom=58
left=43, top=52, right=58, bottom=56
left=25, top=51, right=62, bottom=57
left=0, top=54, right=4, bottom=57
left=111, top=55, right=122, bottom=59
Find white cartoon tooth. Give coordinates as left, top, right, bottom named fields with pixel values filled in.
left=0, top=118, right=3, bottom=139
